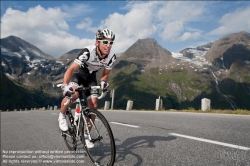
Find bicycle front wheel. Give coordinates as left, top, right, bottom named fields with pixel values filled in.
left=62, top=110, right=77, bottom=151
left=81, top=109, right=116, bottom=166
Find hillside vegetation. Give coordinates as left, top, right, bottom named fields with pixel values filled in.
left=0, top=71, right=60, bottom=110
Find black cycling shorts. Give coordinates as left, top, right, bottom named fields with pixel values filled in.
left=69, top=69, right=98, bottom=99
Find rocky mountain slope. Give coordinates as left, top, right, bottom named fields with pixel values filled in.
left=205, top=31, right=250, bottom=69
left=0, top=71, right=60, bottom=110
left=1, top=32, right=250, bottom=110
left=109, top=33, right=250, bottom=110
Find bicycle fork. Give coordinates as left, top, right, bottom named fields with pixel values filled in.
left=81, top=110, right=103, bottom=143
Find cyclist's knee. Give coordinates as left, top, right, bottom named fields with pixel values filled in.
left=89, top=102, right=98, bottom=109
left=71, top=92, right=79, bottom=101
left=88, top=97, right=98, bottom=109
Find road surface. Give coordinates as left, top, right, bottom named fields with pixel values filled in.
left=1, top=110, right=250, bottom=165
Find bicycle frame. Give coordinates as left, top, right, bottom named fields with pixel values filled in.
left=57, top=84, right=116, bottom=165
left=57, top=84, right=107, bottom=143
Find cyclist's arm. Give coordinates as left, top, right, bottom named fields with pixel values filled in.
left=63, top=62, right=80, bottom=84
left=63, top=48, right=89, bottom=85
left=101, top=53, right=116, bottom=82
left=100, top=68, right=111, bottom=82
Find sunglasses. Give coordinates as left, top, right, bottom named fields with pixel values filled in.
left=98, top=40, right=114, bottom=46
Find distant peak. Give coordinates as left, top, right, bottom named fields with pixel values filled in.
left=4, top=35, right=20, bottom=39
left=239, top=31, right=248, bottom=34
left=137, top=38, right=157, bottom=42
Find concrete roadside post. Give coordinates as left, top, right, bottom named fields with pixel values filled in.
left=111, top=89, right=115, bottom=110
left=104, top=101, right=110, bottom=110
left=201, top=98, right=211, bottom=111
left=156, top=96, right=163, bottom=110
left=126, top=100, right=133, bottom=110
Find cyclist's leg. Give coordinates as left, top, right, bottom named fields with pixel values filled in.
left=85, top=73, right=99, bottom=130
left=86, top=97, right=97, bottom=131
left=59, top=72, right=81, bottom=131
left=60, top=71, right=82, bottom=114
left=86, top=71, right=99, bottom=109
left=60, top=89, right=79, bottom=113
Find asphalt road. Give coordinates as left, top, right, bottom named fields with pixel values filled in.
left=1, top=110, right=250, bottom=166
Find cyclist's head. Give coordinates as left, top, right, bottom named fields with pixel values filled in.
left=95, top=29, right=115, bottom=57
left=96, top=29, right=115, bottom=41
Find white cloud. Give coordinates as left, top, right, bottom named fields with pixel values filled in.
left=96, top=1, right=206, bottom=53
left=156, top=1, right=206, bottom=41
left=76, top=17, right=96, bottom=33
left=1, top=5, right=93, bottom=58
left=97, top=2, right=158, bottom=53
left=160, top=21, right=184, bottom=41
left=174, top=32, right=201, bottom=42
left=209, top=5, right=250, bottom=35
left=3, top=1, right=246, bottom=58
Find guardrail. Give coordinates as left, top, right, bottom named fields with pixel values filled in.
left=1, top=98, right=211, bottom=112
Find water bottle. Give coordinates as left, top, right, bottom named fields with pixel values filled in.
left=74, top=104, right=80, bottom=125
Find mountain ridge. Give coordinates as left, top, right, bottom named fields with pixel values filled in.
left=1, top=31, right=250, bottom=110
left=1, top=35, right=54, bottom=60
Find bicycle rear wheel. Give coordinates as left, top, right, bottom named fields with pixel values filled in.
left=81, top=109, right=116, bottom=166
left=62, top=110, right=77, bottom=151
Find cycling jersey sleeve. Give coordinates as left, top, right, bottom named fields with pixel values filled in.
left=74, top=48, right=90, bottom=66
left=105, top=54, right=116, bottom=70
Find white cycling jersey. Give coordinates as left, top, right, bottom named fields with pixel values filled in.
left=74, top=45, right=116, bottom=73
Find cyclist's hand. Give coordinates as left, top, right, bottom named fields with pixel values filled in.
left=61, top=84, right=75, bottom=97
left=100, top=81, right=109, bottom=92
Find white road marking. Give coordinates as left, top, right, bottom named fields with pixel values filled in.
left=110, top=122, right=140, bottom=128
left=169, top=133, right=250, bottom=151
left=51, top=113, right=58, bottom=115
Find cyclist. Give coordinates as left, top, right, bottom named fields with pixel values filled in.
left=58, top=28, right=116, bottom=148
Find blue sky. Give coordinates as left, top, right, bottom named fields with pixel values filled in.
left=1, top=1, right=250, bottom=58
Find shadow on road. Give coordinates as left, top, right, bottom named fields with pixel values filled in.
left=115, top=135, right=177, bottom=166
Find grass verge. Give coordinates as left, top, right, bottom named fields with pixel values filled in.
left=166, top=109, right=250, bottom=115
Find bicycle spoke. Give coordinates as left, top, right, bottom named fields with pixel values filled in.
left=81, top=109, right=116, bottom=166
left=62, top=110, right=77, bottom=151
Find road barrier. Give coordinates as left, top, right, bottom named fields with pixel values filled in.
left=104, top=101, right=110, bottom=110
left=202, top=98, right=211, bottom=111
left=2, top=98, right=213, bottom=111
left=126, top=100, right=133, bottom=110
left=155, top=96, right=163, bottom=110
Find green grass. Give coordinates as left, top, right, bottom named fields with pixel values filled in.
left=165, top=109, right=250, bottom=115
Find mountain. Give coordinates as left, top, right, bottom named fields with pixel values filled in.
left=205, top=31, right=250, bottom=69
left=119, top=38, right=176, bottom=69
left=1, top=36, right=68, bottom=96
left=109, top=33, right=250, bottom=110
left=1, top=35, right=54, bottom=60
left=1, top=32, right=250, bottom=110
left=0, top=70, right=61, bottom=110
left=59, top=49, right=81, bottom=61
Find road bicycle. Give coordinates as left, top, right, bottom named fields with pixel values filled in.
left=57, top=84, right=116, bottom=166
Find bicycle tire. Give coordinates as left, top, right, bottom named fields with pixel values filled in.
left=62, top=110, right=77, bottom=151
left=80, top=109, right=116, bottom=166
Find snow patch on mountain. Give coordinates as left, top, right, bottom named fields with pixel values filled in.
left=171, top=48, right=212, bottom=67
left=56, top=61, right=64, bottom=65
left=5, top=73, right=15, bottom=79
left=1, top=45, right=45, bottom=63
left=27, top=48, right=42, bottom=57
left=245, top=61, right=250, bottom=64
